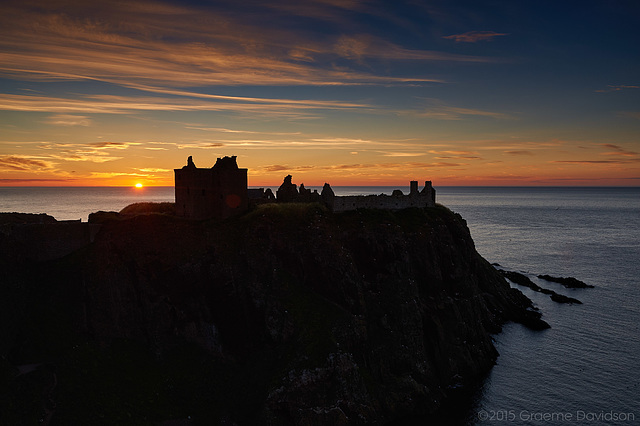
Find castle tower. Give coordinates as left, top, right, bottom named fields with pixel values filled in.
left=174, top=156, right=248, bottom=220
left=410, top=181, right=419, bottom=196
left=421, top=181, right=436, bottom=204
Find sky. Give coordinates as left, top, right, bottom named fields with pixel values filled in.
left=0, top=0, right=639, bottom=187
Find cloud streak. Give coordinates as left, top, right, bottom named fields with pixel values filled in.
left=596, top=85, right=640, bottom=93
left=412, top=104, right=512, bottom=120
left=0, top=93, right=374, bottom=120
left=505, top=150, right=534, bottom=156
left=0, top=155, right=55, bottom=171
left=37, top=141, right=137, bottom=163
left=443, top=31, right=508, bottom=43
left=552, top=159, right=640, bottom=165
left=44, top=114, right=92, bottom=126
left=256, top=161, right=469, bottom=175
left=333, top=34, right=492, bottom=63
left=601, top=144, right=638, bottom=157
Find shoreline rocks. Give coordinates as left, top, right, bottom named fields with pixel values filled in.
left=537, top=274, right=593, bottom=288
left=497, top=270, right=584, bottom=304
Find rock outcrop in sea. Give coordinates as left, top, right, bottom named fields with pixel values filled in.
left=497, top=270, right=585, bottom=304
left=537, top=274, right=593, bottom=289
left=0, top=204, right=548, bottom=425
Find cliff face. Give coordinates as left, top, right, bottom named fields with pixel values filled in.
left=0, top=204, right=546, bottom=425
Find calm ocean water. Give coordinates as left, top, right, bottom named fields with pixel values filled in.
left=1, top=186, right=639, bottom=424
left=0, top=186, right=176, bottom=221
left=437, top=187, right=640, bottom=425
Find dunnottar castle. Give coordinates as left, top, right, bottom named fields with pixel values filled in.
left=175, top=156, right=436, bottom=220
left=1, top=155, right=435, bottom=262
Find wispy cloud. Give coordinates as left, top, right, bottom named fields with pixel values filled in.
left=0, top=178, right=75, bottom=183
left=411, top=103, right=511, bottom=120
left=89, top=172, right=148, bottom=179
left=467, top=138, right=566, bottom=151
left=601, top=143, right=638, bottom=157
left=260, top=164, right=310, bottom=173
left=50, top=154, right=123, bottom=163
left=595, top=85, right=640, bottom=93
left=138, top=168, right=171, bottom=173
left=505, top=150, right=534, bottom=156
left=44, top=114, right=92, bottom=126
left=443, top=31, right=508, bottom=43
left=552, top=159, right=640, bottom=165
left=185, top=126, right=302, bottom=136
left=37, top=141, right=136, bottom=163
left=121, top=84, right=372, bottom=108
left=334, top=34, right=492, bottom=63
left=256, top=161, right=469, bottom=174
left=379, top=152, right=427, bottom=157
left=39, top=142, right=136, bottom=150
left=176, top=142, right=225, bottom=150
left=91, top=142, right=136, bottom=150
left=0, top=93, right=374, bottom=119
left=0, top=155, right=55, bottom=171
left=428, top=150, right=482, bottom=159
left=151, top=135, right=454, bottom=154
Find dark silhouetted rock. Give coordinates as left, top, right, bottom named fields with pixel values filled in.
left=119, top=202, right=176, bottom=216
left=0, top=212, right=57, bottom=224
left=498, top=270, right=582, bottom=305
left=550, top=293, right=582, bottom=304
left=1, top=205, right=549, bottom=424
left=537, top=274, right=593, bottom=288
left=88, top=211, right=121, bottom=223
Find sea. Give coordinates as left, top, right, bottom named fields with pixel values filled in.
left=1, top=186, right=639, bottom=425
left=438, top=187, right=640, bottom=426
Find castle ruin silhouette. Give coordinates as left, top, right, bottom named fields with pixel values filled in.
left=174, top=156, right=435, bottom=219
left=174, top=156, right=248, bottom=220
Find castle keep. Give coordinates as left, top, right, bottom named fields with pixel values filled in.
left=174, top=156, right=248, bottom=220
left=175, top=156, right=436, bottom=219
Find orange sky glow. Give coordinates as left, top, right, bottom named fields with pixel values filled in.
left=1, top=0, right=639, bottom=187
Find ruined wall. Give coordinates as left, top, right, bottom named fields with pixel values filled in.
left=326, top=181, right=436, bottom=212
left=332, top=193, right=435, bottom=212
left=247, top=188, right=275, bottom=206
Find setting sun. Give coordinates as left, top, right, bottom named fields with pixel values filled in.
left=135, top=183, right=143, bottom=188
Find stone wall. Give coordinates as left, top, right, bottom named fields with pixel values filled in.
left=332, top=193, right=435, bottom=212
left=326, top=181, right=436, bottom=212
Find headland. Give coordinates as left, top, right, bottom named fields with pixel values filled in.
left=0, top=157, right=549, bottom=425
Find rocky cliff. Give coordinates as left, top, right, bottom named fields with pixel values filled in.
left=0, top=204, right=547, bottom=425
